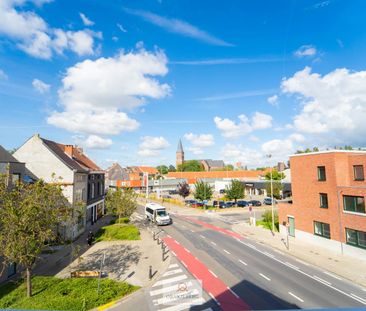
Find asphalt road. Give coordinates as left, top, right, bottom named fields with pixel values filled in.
left=136, top=204, right=366, bottom=310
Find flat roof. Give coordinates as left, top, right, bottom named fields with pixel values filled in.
left=290, top=149, right=366, bottom=158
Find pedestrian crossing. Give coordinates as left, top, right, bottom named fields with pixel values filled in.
left=149, top=262, right=214, bottom=311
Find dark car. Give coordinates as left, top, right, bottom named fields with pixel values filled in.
left=263, top=197, right=276, bottom=205
left=219, top=189, right=226, bottom=194
left=168, top=190, right=178, bottom=195
left=249, top=200, right=262, bottom=206
left=185, top=199, right=197, bottom=206
left=218, top=201, right=227, bottom=208
left=225, top=201, right=236, bottom=208
left=237, top=200, right=249, bottom=207
left=191, top=201, right=204, bottom=208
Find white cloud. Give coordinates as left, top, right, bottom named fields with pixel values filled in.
left=0, top=1, right=100, bottom=59
left=117, top=23, right=127, bottom=33
left=138, top=136, right=170, bottom=157
left=124, top=8, right=233, bottom=47
left=294, top=45, right=317, bottom=57
left=79, top=13, right=94, bottom=26
left=48, top=48, right=170, bottom=141
left=267, top=94, right=278, bottom=106
left=112, top=36, right=119, bottom=42
left=261, top=139, right=294, bottom=158
left=251, top=112, right=273, bottom=130
left=74, top=134, right=112, bottom=149
left=0, top=69, right=8, bottom=80
left=282, top=66, right=366, bottom=145
left=220, top=143, right=266, bottom=168
left=32, top=78, right=50, bottom=93
left=184, top=132, right=214, bottom=155
left=31, top=0, right=53, bottom=6
left=214, top=112, right=272, bottom=138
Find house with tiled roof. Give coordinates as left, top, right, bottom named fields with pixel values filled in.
left=13, top=134, right=105, bottom=239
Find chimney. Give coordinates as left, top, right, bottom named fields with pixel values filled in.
left=75, top=146, right=83, bottom=154
left=64, top=145, right=73, bottom=157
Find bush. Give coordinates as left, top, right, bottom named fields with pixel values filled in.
left=116, top=217, right=130, bottom=224
left=0, top=276, right=139, bottom=310
left=261, top=210, right=279, bottom=231
left=95, top=224, right=140, bottom=241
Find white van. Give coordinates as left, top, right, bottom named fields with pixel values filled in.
left=145, top=203, right=172, bottom=225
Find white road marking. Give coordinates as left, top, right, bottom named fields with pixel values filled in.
left=313, top=275, right=332, bottom=286
left=236, top=239, right=366, bottom=305
left=228, top=287, right=240, bottom=298
left=350, top=293, right=366, bottom=304
left=171, top=251, right=177, bottom=256
left=209, top=269, right=218, bottom=278
left=175, top=241, right=180, bottom=245
left=163, top=269, right=183, bottom=277
left=208, top=292, right=221, bottom=306
left=284, top=262, right=300, bottom=270
left=323, top=271, right=342, bottom=280
left=153, top=289, right=200, bottom=305
left=152, top=275, right=187, bottom=287
left=211, top=241, right=217, bottom=246
left=190, top=229, right=194, bottom=233
left=223, top=249, right=231, bottom=255
left=200, top=234, right=206, bottom=239
left=184, top=247, right=191, bottom=253
left=181, top=261, right=188, bottom=268
left=135, top=215, right=143, bottom=220
left=246, top=243, right=257, bottom=249
left=150, top=281, right=193, bottom=296
left=238, top=259, right=247, bottom=266
left=264, top=252, right=275, bottom=258
left=295, top=258, right=310, bottom=266
left=288, top=291, right=304, bottom=302
left=158, top=300, right=205, bottom=311
left=168, top=263, right=179, bottom=269
left=167, top=234, right=172, bottom=238
left=259, top=273, right=271, bottom=281
left=273, top=249, right=285, bottom=255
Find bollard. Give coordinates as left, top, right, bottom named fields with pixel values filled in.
left=153, top=232, right=156, bottom=240
left=161, top=241, right=165, bottom=250
left=149, top=265, right=152, bottom=280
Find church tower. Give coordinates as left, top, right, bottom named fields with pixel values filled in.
left=176, top=139, right=185, bottom=168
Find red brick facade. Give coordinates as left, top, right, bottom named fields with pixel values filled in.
left=279, top=151, right=366, bottom=247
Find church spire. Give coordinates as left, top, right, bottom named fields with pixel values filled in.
left=177, top=139, right=184, bottom=153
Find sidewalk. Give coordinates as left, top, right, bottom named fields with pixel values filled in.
left=232, top=223, right=366, bottom=288
left=56, top=227, right=170, bottom=287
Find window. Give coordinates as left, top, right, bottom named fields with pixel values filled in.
left=346, top=228, right=366, bottom=249
left=11, top=173, right=20, bottom=185
left=91, top=183, right=95, bottom=198
left=353, top=165, right=364, bottom=181
left=319, top=193, right=328, bottom=208
left=343, top=195, right=365, bottom=214
left=317, top=166, right=326, bottom=181
left=314, top=221, right=330, bottom=239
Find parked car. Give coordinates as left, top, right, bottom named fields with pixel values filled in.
left=185, top=199, right=197, bottom=206
left=168, top=190, right=178, bottom=195
left=249, top=200, right=262, bottom=206
left=219, top=189, right=226, bottom=194
left=191, top=201, right=204, bottom=208
left=263, top=197, right=276, bottom=205
left=237, top=200, right=249, bottom=207
left=218, top=201, right=227, bottom=208
left=225, top=201, right=236, bottom=208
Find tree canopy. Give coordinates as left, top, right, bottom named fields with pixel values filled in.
left=106, top=188, right=137, bottom=220
left=177, top=182, right=190, bottom=199
left=156, top=165, right=169, bottom=174
left=264, top=169, right=286, bottom=181
left=193, top=180, right=213, bottom=201
left=177, top=160, right=204, bottom=172
left=225, top=180, right=245, bottom=202
left=0, top=177, right=69, bottom=297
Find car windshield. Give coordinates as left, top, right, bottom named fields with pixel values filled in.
left=156, top=210, right=167, bottom=217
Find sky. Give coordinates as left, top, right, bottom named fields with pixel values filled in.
left=1, top=0, right=366, bottom=169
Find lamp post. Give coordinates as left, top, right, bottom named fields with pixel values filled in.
left=266, top=154, right=275, bottom=233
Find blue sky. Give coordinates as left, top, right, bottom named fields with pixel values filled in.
left=1, top=0, right=366, bottom=168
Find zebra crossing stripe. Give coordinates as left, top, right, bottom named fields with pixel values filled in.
left=157, top=299, right=206, bottom=311
left=150, top=281, right=193, bottom=296
left=168, top=264, right=179, bottom=269
left=153, top=288, right=200, bottom=306
left=163, top=269, right=183, bottom=277
left=152, top=275, right=187, bottom=287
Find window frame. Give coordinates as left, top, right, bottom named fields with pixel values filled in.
left=314, top=221, right=331, bottom=239
left=353, top=165, right=364, bottom=181
left=343, top=195, right=365, bottom=214
left=345, top=228, right=366, bottom=249
left=317, top=166, right=326, bottom=181
left=319, top=193, right=328, bottom=209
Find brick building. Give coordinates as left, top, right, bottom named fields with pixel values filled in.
left=278, top=150, right=366, bottom=258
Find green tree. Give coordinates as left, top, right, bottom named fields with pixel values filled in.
left=0, top=177, right=69, bottom=297
left=193, top=180, right=213, bottom=201
left=212, top=164, right=234, bottom=171
left=265, top=169, right=285, bottom=199
left=264, top=169, right=286, bottom=181
left=225, top=180, right=245, bottom=203
left=262, top=210, right=279, bottom=231
left=106, top=188, right=137, bottom=220
left=177, top=182, right=190, bottom=199
left=177, top=160, right=204, bottom=172
left=156, top=165, right=169, bottom=174
left=168, top=165, right=176, bottom=172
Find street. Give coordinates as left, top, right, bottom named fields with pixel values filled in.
left=131, top=204, right=366, bottom=311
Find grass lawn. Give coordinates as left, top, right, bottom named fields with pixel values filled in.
left=256, top=220, right=279, bottom=232
left=95, top=223, right=140, bottom=241
left=0, top=276, right=139, bottom=310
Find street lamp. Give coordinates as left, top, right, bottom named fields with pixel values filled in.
left=266, top=154, right=275, bottom=233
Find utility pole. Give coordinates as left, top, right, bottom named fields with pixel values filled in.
left=266, top=154, right=275, bottom=232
